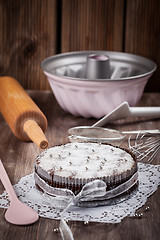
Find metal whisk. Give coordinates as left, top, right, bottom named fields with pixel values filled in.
left=128, top=133, right=160, bottom=163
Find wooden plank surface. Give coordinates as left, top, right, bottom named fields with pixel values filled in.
left=61, top=0, right=124, bottom=52
left=0, top=0, right=57, bottom=90
left=0, top=91, right=160, bottom=240
left=125, top=0, right=160, bottom=92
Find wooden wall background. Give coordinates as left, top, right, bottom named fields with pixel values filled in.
left=0, top=0, right=159, bottom=92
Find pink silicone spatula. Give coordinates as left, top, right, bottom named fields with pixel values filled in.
left=0, top=159, right=39, bottom=225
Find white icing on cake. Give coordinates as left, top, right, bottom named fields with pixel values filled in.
left=35, top=143, right=135, bottom=183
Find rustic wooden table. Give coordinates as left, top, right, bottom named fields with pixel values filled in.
left=0, top=91, right=160, bottom=240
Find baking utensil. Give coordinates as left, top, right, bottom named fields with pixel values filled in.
left=93, top=102, right=160, bottom=127
left=0, top=76, right=48, bottom=149
left=68, top=126, right=126, bottom=143
left=0, top=159, right=39, bottom=225
left=128, top=133, right=160, bottom=163
left=68, top=101, right=160, bottom=143
left=68, top=126, right=160, bottom=143
left=41, top=50, right=156, bottom=118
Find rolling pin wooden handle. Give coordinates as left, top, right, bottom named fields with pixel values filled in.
left=23, top=120, right=48, bottom=149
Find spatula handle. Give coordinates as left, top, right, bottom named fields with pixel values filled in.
left=0, top=159, right=17, bottom=201
left=130, top=107, right=160, bottom=117
left=93, top=106, right=160, bottom=127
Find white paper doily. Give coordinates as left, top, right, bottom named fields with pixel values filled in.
left=0, top=163, right=160, bottom=223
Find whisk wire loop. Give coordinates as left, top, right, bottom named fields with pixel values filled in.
left=128, top=133, right=160, bottom=163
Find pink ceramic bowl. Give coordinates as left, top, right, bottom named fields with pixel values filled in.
left=41, top=51, right=156, bottom=118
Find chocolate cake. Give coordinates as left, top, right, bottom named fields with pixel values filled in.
left=34, top=142, right=137, bottom=194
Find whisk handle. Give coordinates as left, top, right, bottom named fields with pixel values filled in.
left=123, top=129, right=160, bottom=136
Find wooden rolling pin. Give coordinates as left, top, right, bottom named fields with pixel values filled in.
left=0, top=76, right=48, bottom=149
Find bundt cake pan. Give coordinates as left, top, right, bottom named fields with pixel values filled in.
left=41, top=51, right=156, bottom=118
